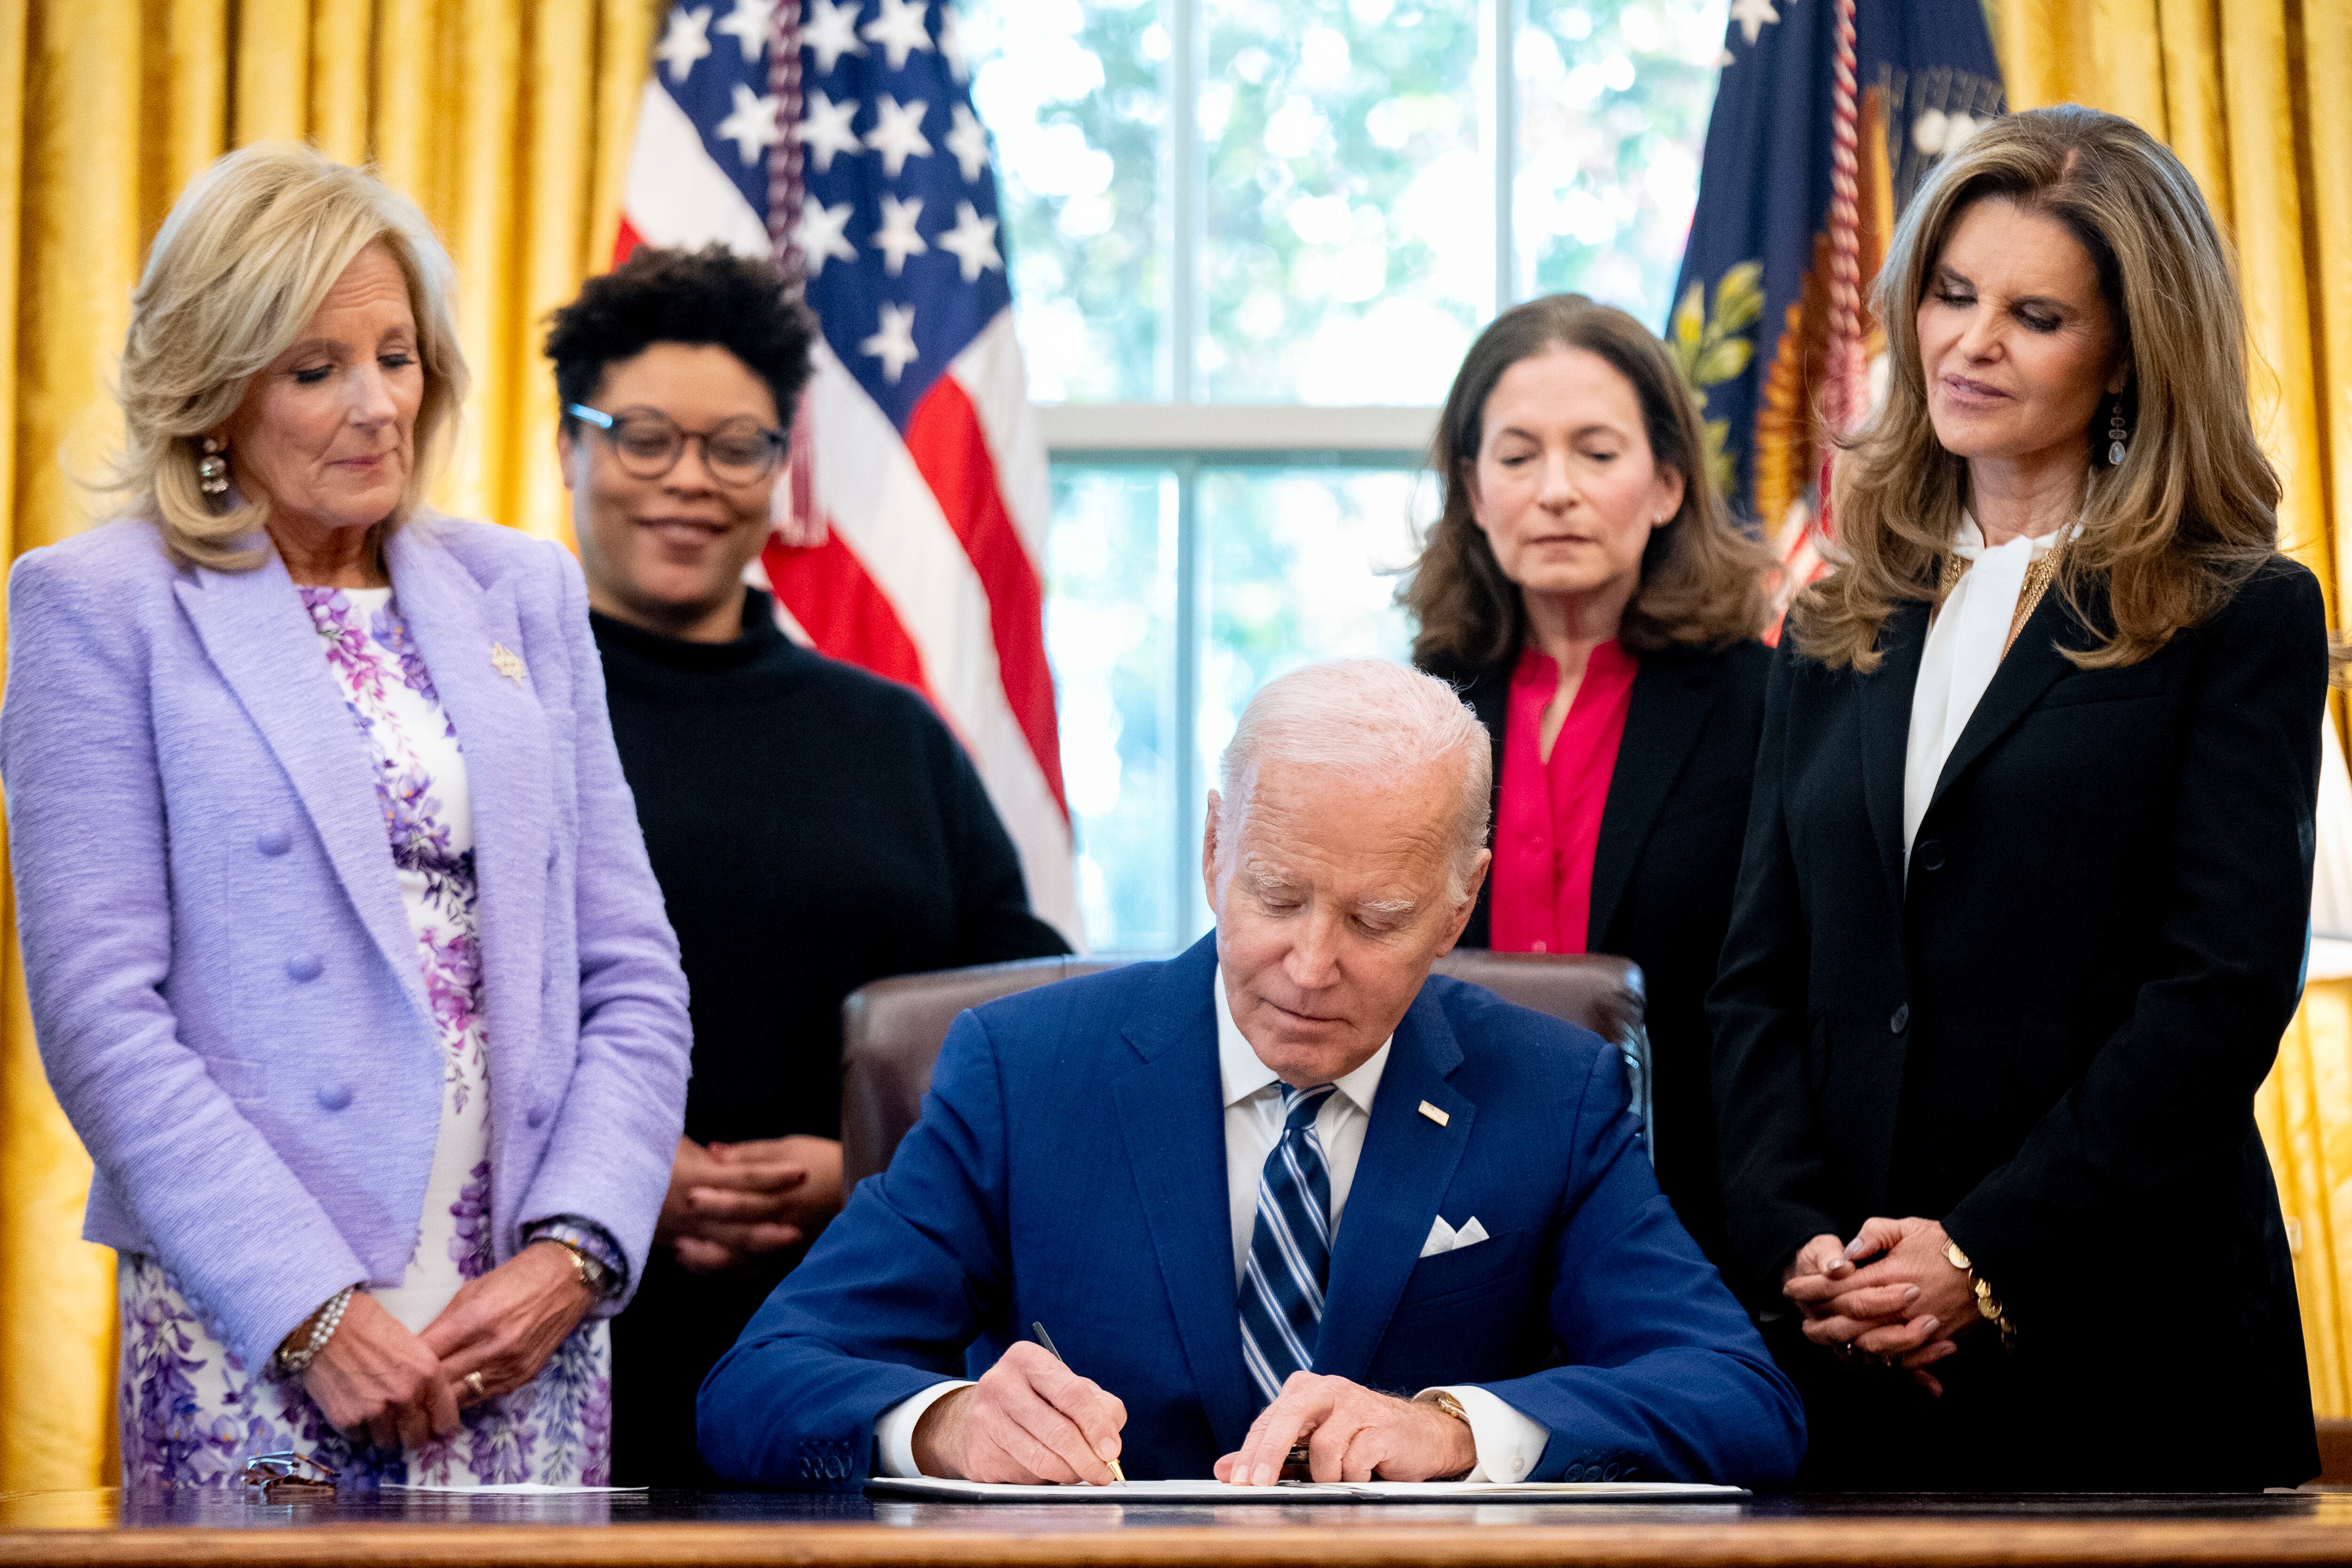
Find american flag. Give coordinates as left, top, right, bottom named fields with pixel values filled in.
left=615, top=0, right=1080, bottom=945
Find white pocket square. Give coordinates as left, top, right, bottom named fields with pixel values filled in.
left=1419, top=1215, right=1491, bottom=1258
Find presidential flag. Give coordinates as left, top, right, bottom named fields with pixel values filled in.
left=616, top=0, right=1079, bottom=945
left=1670, top=0, right=2003, bottom=592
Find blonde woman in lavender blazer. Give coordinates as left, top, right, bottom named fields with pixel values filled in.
left=0, top=145, right=690, bottom=1488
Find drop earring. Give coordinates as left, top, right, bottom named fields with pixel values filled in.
left=197, top=437, right=230, bottom=497
left=2106, top=397, right=2129, bottom=467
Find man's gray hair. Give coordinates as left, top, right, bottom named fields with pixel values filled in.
left=1215, top=659, right=1494, bottom=904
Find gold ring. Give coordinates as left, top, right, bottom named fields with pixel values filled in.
left=464, top=1370, right=486, bottom=1400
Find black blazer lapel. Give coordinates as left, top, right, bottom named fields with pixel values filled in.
left=1111, top=938, right=1257, bottom=1453
left=1926, top=591, right=2077, bottom=814
left=1588, top=652, right=1716, bottom=947
left=1858, top=602, right=1927, bottom=910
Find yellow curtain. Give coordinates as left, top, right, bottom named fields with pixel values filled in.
left=1993, top=0, right=2352, bottom=1414
left=0, top=0, right=660, bottom=1491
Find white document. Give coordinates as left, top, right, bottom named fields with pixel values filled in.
left=867, top=1477, right=1745, bottom=1503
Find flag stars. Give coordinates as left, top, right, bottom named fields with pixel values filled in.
left=861, top=0, right=937, bottom=70
left=936, top=201, right=1002, bottom=281
left=795, top=200, right=859, bottom=277
left=715, top=81, right=786, bottom=164
left=861, top=302, right=920, bottom=384
left=798, top=89, right=863, bottom=173
left=872, top=194, right=930, bottom=275
left=936, top=7, right=971, bottom=82
left=1728, top=0, right=1780, bottom=45
left=714, top=0, right=776, bottom=63
left=945, top=104, right=991, bottom=183
left=865, top=95, right=933, bottom=178
left=656, top=4, right=714, bottom=82
left=804, top=0, right=868, bottom=73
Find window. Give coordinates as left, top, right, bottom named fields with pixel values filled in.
left=966, top=0, right=1730, bottom=951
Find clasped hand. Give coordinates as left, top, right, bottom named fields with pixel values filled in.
left=1781, top=1216, right=1975, bottom=1395
left=657, top=1134, right=844, bottom=1274
left=297, top=1241, right=595, bottom=1450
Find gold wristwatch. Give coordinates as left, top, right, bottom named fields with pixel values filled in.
left=1416, top=1389, right=1477, bottom=1480
left=1943, top=1239, right=2018, bottom=1352
left=540, top=1236, right=611, bottom=1298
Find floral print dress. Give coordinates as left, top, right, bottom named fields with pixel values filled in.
left=117, top=586, right=610, bottom=1488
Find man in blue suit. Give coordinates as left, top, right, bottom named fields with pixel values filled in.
left=699, top=661, right=1804, bottom=1489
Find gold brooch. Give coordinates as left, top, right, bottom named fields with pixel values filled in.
left=490, top=643, right=526, bottom=685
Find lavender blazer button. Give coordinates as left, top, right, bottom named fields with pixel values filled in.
left=526, top=1099, right=552, bottom=1129
left=257, top=828, right=292, bottom=857
left=286, top=953, right=323, bottom=982
left=316, top=1083, right=354, bottom=1112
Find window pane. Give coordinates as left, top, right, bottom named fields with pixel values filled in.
left=1047, top=467, right=1181, bottom=951
left=1517, top=0, right=1730, bottom=326
left=1193, top=465, right=1433, bottom=932
left=1201, top=0, right=1490, bottom=404
left=965, top=0, right=1167, bottom=401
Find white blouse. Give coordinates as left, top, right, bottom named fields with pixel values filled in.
left=1902, top=516, right=2070, bottom=869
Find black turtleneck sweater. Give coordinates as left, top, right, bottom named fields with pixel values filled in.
left=592, top=588, right=1068, bottom=1485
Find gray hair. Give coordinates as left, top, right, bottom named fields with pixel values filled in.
left=1214, top=659, right=1494, bottom=904
left=107, top=143, right=469, bottom=571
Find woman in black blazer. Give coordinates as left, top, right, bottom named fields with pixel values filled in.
left=1710, top=106, right=2328, bottom=1488
left=1406, top=294, right=1775, bottom=1266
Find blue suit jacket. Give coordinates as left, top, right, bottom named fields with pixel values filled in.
left=698, top=936, right=1804, bottom=1488
left=0, top=515, right=690, bottom=1368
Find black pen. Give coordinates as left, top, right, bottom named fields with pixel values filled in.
left=1029, top=1321, right=1128, bottom=1483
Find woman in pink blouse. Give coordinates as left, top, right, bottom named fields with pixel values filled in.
left=1406, top=294, right=1774, bottom=1271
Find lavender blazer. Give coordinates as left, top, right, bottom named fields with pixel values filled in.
left=0, top=514, right=691, bottom=1369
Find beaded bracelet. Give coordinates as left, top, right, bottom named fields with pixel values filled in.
left=276, top=1286, right=356, bottom=1376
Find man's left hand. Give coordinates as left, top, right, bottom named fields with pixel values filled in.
left=420, top=1242, right=596, bottom=1407
left=1214, top=1372, right=1476, bottom=1485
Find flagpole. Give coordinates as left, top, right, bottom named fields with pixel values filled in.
left=1822, top=0, right=1866, bottom=445
left=1805, top=0, right=1866, bottom=568
left=767, top=0, right=824, bottom=549
left=768, top=0, right=808, bottom=298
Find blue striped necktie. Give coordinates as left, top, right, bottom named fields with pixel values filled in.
left=1239, top=1082, right=1339, bottom=1406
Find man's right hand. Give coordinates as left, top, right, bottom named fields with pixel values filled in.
left=299, top=1290, right=459, bottom=1452
left=910, top=1340, right=1127, bottom=1484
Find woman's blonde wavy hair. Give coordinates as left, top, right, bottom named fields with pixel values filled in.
left=1403, top=293, right=1774, bottom=669
left=1794, top=104, right=2280, bottom=673
left=107, top=142, right=469, bottom=571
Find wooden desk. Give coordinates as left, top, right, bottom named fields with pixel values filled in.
left=4, top=1490, right=2352, bottom=1568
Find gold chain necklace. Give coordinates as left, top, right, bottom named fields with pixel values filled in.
left=1938, top=527, right=2073, bottom=661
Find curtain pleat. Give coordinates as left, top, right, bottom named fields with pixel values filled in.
left=0, top=0, right=658, bottom=1490
left=1995, top=0, right=2352, bottom=1415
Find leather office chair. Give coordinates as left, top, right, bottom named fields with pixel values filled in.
left=839, top=951, right=1651, bottom=1190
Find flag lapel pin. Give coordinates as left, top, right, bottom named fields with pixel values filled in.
left=490, top=643, right=527, bottom=686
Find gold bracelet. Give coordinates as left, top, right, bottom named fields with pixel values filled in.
left=1943, top=1240, right=2018, bottom=1352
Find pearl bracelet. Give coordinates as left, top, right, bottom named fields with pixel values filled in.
left=277, top=1286, right=356, bottom=1375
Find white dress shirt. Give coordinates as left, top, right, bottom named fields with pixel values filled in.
left=1904, top=515, right=2072, bottom=867
left=874, top=969, right=1552, bottom=1481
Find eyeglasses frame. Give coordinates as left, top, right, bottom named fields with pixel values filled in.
left=566, top=402, right=787, bottom=486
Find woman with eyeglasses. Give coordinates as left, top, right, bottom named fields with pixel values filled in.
left=546, top=244, right=1072, bottom=1487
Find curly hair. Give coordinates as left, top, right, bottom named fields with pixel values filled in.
left=1402, top=294, right=1774, bottom=669
left=544, top=244, right=815, bottom=429
left=1794, top=106, right=2281, bottom=673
